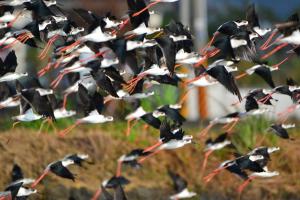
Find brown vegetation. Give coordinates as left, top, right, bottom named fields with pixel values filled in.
left=0, top=126, right=299, bottom=200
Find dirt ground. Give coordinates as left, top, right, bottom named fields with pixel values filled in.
left=0, top=126, right=299, bottom=200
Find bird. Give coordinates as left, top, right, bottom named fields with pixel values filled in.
left=201, top=132, right=232, bottom=175
left=116, top=149, right=151, bottom=176
left=139, top=120, right=193, bottom=163
left=58, top=84, right=113, bottom=137
left=245, top=4, right=271, bottom=36
left=268, top=123, right=295, bottom=139
left=31, top=156, right=78, bottom=188
left=168, top=170, right=197, bottom=200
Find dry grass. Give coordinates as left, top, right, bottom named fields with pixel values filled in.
left=0, top=126, right=299, bottom=200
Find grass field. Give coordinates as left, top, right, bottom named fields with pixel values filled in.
left=0, top=117, right=299, bottom=200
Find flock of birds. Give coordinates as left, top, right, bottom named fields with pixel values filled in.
left=0, top=0, right=299, bottom=199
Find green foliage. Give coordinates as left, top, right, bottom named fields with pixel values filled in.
left=141, top=85, right=179, bottom=111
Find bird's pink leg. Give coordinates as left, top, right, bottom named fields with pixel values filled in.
left=51, top=65, right=83, bottom=88
left=179, top=88, right=192, bottom=105
left=112, top=18, right=130, bottom=35
left=124, top=73, right=146, bottom=94
left=31, top=169, right=49, bottom=188
left=132, top=0, right=162, bottom=17
left=277, top=104, right=297, bottom=123
left=126, top=119, right=138, bottom=137
left=201, top=32, right=220, bottom=54
left=261, top=43, right=288, bottom=60
left=116, top=161, right=123, bottom=177
left=138, top=148, right=162, bottom=163
left=235, top=72, right=248, bottom=80
left=2, top=33, right=32, bottom=49
left=200, top=150, right=214, bottom=177
left=126, top=119, right=133, bottom=137
left=184, top=74, right=205, bottom=85
left=143, top=141, right=163, bottom=153
left=59, top=40, right=81, bottom=54
left=199, top=123, right=214, bottom=139
left=52, top=56, right=65, bottom=69
left=79, top=50, right=108, bottom=63
left=203, top=166, right=227, bottom=183
left=1, top=34, right=24, bottom=49
left=194, top=48, right=220, bottom=67
left=222, top=122, right=232, bottom=129
left=58, top=121, right=81, bottom=137
left=125, top=34, right=137, bottom=40
left=7, top=11, right=23, bottom=27
left=63, top=93, right=70, bottom=109
left=39, top=35, right=59, bottom=60
left=257, top=92, right=275, bottom=104
left=225, top=118, right=239, bottom=132
left=50, top=73, right=65, bottom=88
left=38, top=36, right=56, bottom=59
left=260, top=30, right=278, bottom=50
left=38, top=62, right=52, bottom=77
left=272, top=54, right=293, bottom=69
left=237, top=177, right=255, bottom=195
left=91, top=188, right=102, bottom=200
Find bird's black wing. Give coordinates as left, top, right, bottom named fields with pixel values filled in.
left=104, top=67, right=126, bottom=85
left=32, top=92, right=55, bottom=119
left=64, top=154, right=84, bottom=167
left=109, top=39, right=127, bottom=64
left=159, top=120, right=172, bottom=142
left=158, top=106, right=185, bottom=125
left=11, top=164, right=23, bottom=182
left=4, top=182, right=23, bottom=200
left=168, top=170, right=187, bottom=193
left=286, top=77, right=297, bottom=86
left=129, top=77, right=144, bottom=95
left=155, top=36, right=176, bottom=75
left=127, top=149, right=147, bottom=157
left=4, top=50, right=18, bottom=73
left=140, top=113, right=161, bottom=129
left=106, top=176, right=130, bottom=188
left=254, top=66, right=275, bottom=88
left=246, top=4, right=260, bottom=28
left=50, top=162, right=75, bottom=181
left=226, top=163, right=248, bottom=180
left=113, top=185, right=127, bottom=200
left=101, top=186, right=113, bottom=200
left=127, top=0, right=150, bottom=29
left=207, top=65, right=242, bottom=101
left=214, top=132, right=228, bottom=144
left=77, top=83, right=92, bottom=114
left=236, top=156, right=265, bottom=172
left=93, top=71, right=119, bottom=97
left=270, top=124, right=289, bottom=139
left=224, top=112, right=240, bottom=118
left=245, top=95, right=259, bottom=112
left=0, top=82, right=14, bottom=101
left=92, top=92, right=104, bottom=115
left=48, top=94, right=61, bottom=110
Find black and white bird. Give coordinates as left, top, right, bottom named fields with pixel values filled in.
left=31, top=157, right=77, bottom=188
left=268, top=123, right=295, bottom=139
left=168, top=170, right=197, bottom=200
